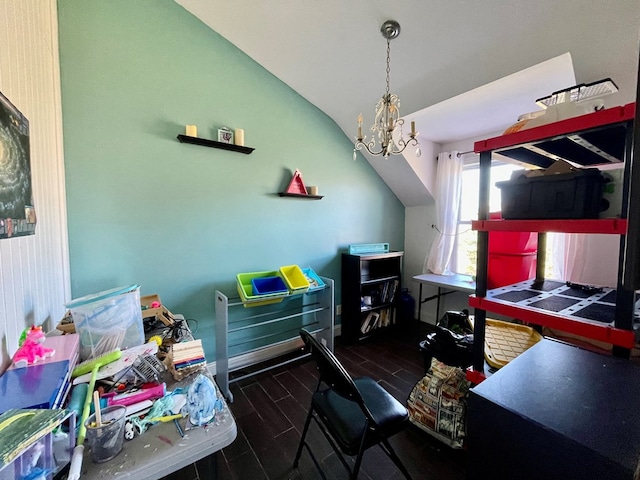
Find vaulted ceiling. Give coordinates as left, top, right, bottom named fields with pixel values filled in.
left=175, top=0, right=640, bottom=206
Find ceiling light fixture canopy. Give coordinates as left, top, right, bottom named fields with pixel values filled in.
left=354, top=20, right=420, bottom=160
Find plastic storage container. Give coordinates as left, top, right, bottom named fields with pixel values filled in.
left=66, top=285, right=145, bottom=361
left=487, top=252, right=537, bottom=289
left=488, top=212, right=537, bottom=254
left=251, top=276, right=288, bottom=296
left=302, top=267, right=326, bottom=292
left=496, top=169, right=605, bottom=219
left=237, top=271, right=289, bottom=307
left=279, top=265, right=310, bottom=294
left=0, top=410, right=75, bottom=480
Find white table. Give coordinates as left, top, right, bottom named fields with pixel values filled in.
left=79, top=319, right=237, bottom=479
left=78, top=371, right=236, bottom=479
left=413, top=273, right=476, bottom=322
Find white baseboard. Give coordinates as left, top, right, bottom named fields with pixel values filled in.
left=207, top=324, right=341, bottom=377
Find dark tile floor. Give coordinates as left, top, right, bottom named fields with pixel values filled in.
left=164, top=325, right=466, bottom=480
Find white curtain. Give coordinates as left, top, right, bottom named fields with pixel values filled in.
left=563, top=234, right=619, bottom=287
left=424, top=151, right=464, bottom=275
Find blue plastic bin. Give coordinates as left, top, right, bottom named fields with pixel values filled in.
left=252, top=276, right=288, bottom=296
left=302, top=267, right=326, bottom=292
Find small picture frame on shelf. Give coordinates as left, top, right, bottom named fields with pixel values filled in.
left=217, top=127, right=233, bottom=144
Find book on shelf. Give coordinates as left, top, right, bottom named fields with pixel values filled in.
left=381, top=279, right=399, bottom=303
left=360, top=312, right=380, bottom=334
left=379, top=308, right=389, bottom=327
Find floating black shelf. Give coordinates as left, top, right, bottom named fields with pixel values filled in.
left=278, top=192, right=323, bottom=200
left=177, top=134, right=255, bottom=154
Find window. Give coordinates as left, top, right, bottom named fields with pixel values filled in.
left=453, top=161, right=562, bottom=279
left=454, top=161, right=520, bottom=276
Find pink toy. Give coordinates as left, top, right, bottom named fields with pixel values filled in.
left=12, top=325, right=55, bottom=368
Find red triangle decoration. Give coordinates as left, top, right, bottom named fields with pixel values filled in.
left=285, top=169, right=307, bottom=195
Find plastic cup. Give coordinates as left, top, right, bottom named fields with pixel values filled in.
left=84, top=405, right=127, bottom=463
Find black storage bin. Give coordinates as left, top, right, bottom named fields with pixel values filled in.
left=496, top=169, right=605, bottom=219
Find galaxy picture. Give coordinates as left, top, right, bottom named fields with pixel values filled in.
left=0, top=91, right=35, bottom=239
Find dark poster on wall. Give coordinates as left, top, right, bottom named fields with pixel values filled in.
left=0, top=91, right=36, bottom=239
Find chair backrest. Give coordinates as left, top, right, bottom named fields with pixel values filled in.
left=300, top=328, right=364, bottom=405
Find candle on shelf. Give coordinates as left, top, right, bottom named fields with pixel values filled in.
left=185, top=125, right=197, bottom=137
left=234, top=128, right=245, bottom=146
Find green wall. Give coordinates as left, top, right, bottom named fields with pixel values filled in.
left=57, top=0, right=404, bottom=358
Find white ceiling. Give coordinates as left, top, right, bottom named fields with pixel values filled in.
left=175, top=0, right=640, bottom=205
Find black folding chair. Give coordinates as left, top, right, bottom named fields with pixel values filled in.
left=293, top=328, right=413, bottom=479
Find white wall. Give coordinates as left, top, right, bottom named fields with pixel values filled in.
left=0, top=1, right=70, bottom=370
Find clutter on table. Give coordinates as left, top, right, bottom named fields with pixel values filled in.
left=0, top=286, right=224, bottom=479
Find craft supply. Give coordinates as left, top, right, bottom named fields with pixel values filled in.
left=73, top=342, right=158, bottom=385
left=93, top=391, right=102, bottom=427
left=67, top=384, right=88, bottom=435
left=128, top=390, right=179, bottom=435
left=167, top=339, right=206, bottom=380
left=72, top=349, right=123, bottom=378
left=0, top=409, right=71, bottom=470
left=68, top=349, right=123, bottom=480
left=184, top=374, right=217, bottom=426
left=145, top=413, right=183, bottom=423
left=108, top=383, right=166, bottom=407
left=174, top=418, right=184, bottom=438
left=84, top=405, right=126, bottom=463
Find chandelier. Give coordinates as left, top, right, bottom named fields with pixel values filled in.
left=354, top=20, right=420, bottom=160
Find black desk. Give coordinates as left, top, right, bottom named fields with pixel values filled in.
left=467, top=339, right=640, bottom=480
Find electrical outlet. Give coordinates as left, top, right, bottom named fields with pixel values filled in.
left=336, top=304, right=342, bottom=315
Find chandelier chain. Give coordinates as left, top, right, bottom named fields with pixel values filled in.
left=385, top=39, right=391, bottom=100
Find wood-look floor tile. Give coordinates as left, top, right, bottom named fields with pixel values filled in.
left=225, top=449, right=268, bottom=480
left=257, top=374, right=290, bottom=402
left=164, top=326, right=467, bottom=480
left=241, top=383, right=293, bottom=437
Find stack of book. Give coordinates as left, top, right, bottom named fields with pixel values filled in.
left=1, top=334, right=79, bottom=414
left=169, top=339, right=206, bottom=380
left=381, top=279, right=400, bottom=303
